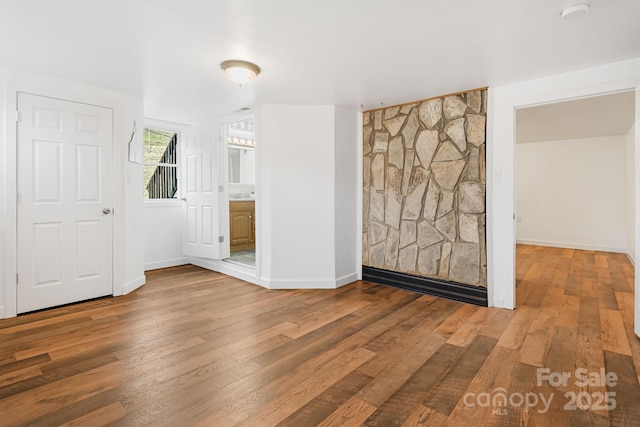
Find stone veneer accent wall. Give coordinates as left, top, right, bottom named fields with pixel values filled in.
left=363, top=89, right=487, bottom=287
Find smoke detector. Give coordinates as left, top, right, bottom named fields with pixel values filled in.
left=561, top=2, right=590, bottom=19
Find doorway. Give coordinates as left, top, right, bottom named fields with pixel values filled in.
left=224, top=117, right=256, bottom=267
left=514, top=91, right=636, bottom=303
left=16, top=93, right=114, bottom=313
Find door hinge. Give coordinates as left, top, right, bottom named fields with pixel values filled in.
left=16, top=274, right=19, bottom=284
left=218, top=185, right=224, bottom=193
left=218, top=236, right=224, bottom=243
left=15, top=111, right=20, bottom=122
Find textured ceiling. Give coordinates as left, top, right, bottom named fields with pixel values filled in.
left=0, top=0, right=639, bottom=125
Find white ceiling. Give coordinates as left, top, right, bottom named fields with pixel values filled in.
left=1, top=0, right=639, bottom=125
left=516, top=91, right=636, bottom=143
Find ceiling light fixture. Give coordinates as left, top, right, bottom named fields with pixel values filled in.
left=220, top=60, right=261, bottom=85
left=560, top=2, right=590, bottom=19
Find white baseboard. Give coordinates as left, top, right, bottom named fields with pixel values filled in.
left=188, top=258, right=357, bottom=290
left=491, top=297, right=513, bottom=310
left=260, top=278, right=341, bottom=290
left=144, top=258, right=189, bottom=271
left=187, top=257, right=262, bottom=287
left=336, top=273, right=358, bottom=288
left=216, top=262, right=259, bottom=286
left=627, top=252, right=636, bottom=266
left=122, top=275, right=146, bottom=295
left=187, top=257, right=220, bottom=271
left=516, top=239, right=626, bottom=254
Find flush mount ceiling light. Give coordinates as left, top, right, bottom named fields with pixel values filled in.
left=220, top=60, right=261, bottom=85
left=561, top=2, right=590, bottom=19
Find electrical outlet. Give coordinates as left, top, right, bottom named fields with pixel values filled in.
left=517, top=216, right=523, bottom=223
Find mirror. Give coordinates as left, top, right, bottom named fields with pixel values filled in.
left=228, top=146, right=255, bottom=184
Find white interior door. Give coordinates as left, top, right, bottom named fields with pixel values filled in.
left=17, top=93, right=113, bottom=313
left=182, top=126, right=221, bottom=259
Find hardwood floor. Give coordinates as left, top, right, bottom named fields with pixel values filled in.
left=0, top=245, right=639, bottom=426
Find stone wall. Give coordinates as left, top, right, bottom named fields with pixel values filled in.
left=362, top=89, right=487, bottom=287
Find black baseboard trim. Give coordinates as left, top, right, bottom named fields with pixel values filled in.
left=362, top=266, right=488, bottom=307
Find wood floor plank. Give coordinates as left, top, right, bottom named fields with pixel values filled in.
left=433, top=303, right=479, bottom=338
left=599, top=308, right=632, bottom=356
left=496, top=305, right=535, bottom=350
left=0, top=360, right=129, bottom=425
left=356, top=331, right=445, bottom=408
left=422, top=335, right=497, bottom=416
left=59, top=401, right=128, bottom=427
left=0, top=246, right=637, bottom=426
left=0, top=365, right=43, bottom=388
left=519, top=295, right=559, bottom=367
left=400, top=405, right=448, bottom=426
left=277, top=371, right=374, bottom=427
left=446, top=346, right=519, bottom=426
left=316, top=396, right=376, bottom=427
left=604, top=350, right=640, bottom=425
left=240, top=347, right=376, bottom=426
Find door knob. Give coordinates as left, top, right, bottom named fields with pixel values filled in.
left=103, top=208, right=111, bottom=215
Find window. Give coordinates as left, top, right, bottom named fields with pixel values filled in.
left=143, top=127, right=178, bottom=199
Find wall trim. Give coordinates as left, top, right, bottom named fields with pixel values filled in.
left=363, top=86, right=489, bottom=113
left=362, top=266, right=488, bottom=306
left=216, top=261, right=259, bottom=286
left=336, top=273, right=359, bottom=288
left=356, top=111, right=364, bottom=281
left=260, top=278, right=339, bottom=290
left=122, top=275, right=146, bottom=295
left=145, top=258, right=189, bottom=271
left=188, top=257, right=219, bottom=272
left=516, top=239, right=626, bottom=254
left=627, top=252, right=636, bottom=266
left=187, top=257, right=262, bottom=287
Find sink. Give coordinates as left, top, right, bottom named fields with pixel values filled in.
left=229, top=193, right=254, bottom=201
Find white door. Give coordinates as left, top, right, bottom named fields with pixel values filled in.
left=17, top=93, right=113, bottom=313
left=182, top=126, right=221, bottom=259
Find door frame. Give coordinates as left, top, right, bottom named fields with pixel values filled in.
left=217, top=112, right=260, bottom=283
left=487, top=58, right=639, bottom=336
left=2, top=83, right=126, bottom=318
left=16, top=93, right=115, bottom=313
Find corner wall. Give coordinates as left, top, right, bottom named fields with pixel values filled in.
left=626, top=121, right=636, bottom=263
left=144, top=202, right=187, bottom=270
left=257, top=104, right=359, bottom=289
left=335, top=106, right=359, bottom=285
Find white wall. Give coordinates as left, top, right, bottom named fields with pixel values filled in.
left=144, top=202, right=186, bottom=270
left=626, top=122, right=636, bottom=263
left=258, top=105, right=336, bottom=287
left=516, top=135, right=627, bottom=252
left=0, top=66, right=145, bottom=317
left=122, top=98, right=146, bottom=294
left=488, top=56, right=640, bottom=311
left=256, top=104, right=358, bottom=288
left=334, top=106, right=359, bottom=285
